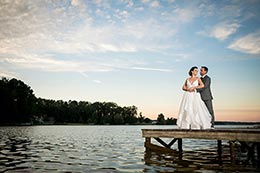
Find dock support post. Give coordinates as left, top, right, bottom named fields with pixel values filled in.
left=178, top=138, right=183, bottom=159
left=217, top=140, right=222, bottom=159
left=248, top=143, right=255, bottom=160
left=154, top=138, right=170, bottom=148
left=178, top=138, right=182, bottom=152
left=229, top=141, right=235, bottom=162
left=145, top=137, right=151, bottom=148
left=257, top=143, right=260, bottom=163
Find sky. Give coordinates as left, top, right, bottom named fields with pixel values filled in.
left=0, top=0, right=259, bottom=122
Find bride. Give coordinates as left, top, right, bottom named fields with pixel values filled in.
left=177, top=66, right=212, bottom=129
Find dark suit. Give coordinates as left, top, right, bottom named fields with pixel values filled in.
left=197, top=75, right=214, bottom=126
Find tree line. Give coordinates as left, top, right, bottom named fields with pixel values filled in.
left=0, top=77, right=176, bottom=125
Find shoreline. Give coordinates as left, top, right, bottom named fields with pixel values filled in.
left=1, top=121, right=260, bottom=127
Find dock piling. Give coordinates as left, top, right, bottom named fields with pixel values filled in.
left=217, top=140, right=222, bottom=158
left=142, top=128, right=260, bottom=161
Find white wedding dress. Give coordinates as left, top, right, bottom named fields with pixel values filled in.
left=177, top=79, right=212, bottom=129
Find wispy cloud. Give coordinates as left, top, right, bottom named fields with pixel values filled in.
left=173, top=7, right=200, bottom=23
left=0, top=52, right=117, bottom=73
left=0, top=50, right=153, bottom=74
left=131, top=67, right=173, bottom=72
left=0, top=70, right=19, bottom=79
left=0, top=0, right=177, bottom=54
left=93, top=80, right=102, bottom=84
left=0, top=0, right=259, bottom=77
left=228, top=31, right=260, bottom=54
left=150, top=1, right=160, bottom=8
left=198, top=21, right=240, bottom=41
left=141, top=0, right=150, bottom=4
left=2, top=55, right=80, bottom=72
left=0, top=0, right=181, bottom=75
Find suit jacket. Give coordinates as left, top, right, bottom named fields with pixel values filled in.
left=197, top=75, right=213, bottom=101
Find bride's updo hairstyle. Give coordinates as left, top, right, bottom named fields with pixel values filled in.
left=189, top=66, right=198, bottom=76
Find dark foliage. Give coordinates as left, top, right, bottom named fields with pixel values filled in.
left=0, top=77, right=152, bottom=125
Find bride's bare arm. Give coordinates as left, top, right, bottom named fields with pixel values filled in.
left=182, top=80, right=188, bottom=91
left=196, top=78, right=204, bottom=89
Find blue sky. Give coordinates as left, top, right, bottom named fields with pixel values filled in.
left=0, top=0, right=259, bottom=121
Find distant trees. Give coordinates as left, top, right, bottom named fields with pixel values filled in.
left=156, top=113, right=177, bottom=125
left=157, top=113, right=165, bottom=125
left=0, top=77, right=154, bottom=125
left=0, top=77, right=180, bottom=125
left=34, top=98, right=139, bottom=125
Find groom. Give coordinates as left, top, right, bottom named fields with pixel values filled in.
left=196, top=66, right=214, bottom=127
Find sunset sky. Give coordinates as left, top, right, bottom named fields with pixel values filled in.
left=0, top=0, right=259, bottom=121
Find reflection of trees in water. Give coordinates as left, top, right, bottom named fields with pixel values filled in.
left=143, top=142, right=259, bottom=172
left=0, top=137, right=32, bottom=171
left=233, top=141, right=260, bottom=166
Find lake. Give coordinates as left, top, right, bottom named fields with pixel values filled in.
left=0, top=125, right=259, bottom=172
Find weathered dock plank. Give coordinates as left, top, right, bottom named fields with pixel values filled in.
left=142, top=129, right=260, bottom=142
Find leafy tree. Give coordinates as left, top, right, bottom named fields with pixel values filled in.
left=138, top=112, right=145, bottom=123
left=144, top=117, right=152, bottom=124
left=0, top=78, right=36, bottom=124
left=165, top=118, right=177, bottom=125
left=157, top=113, right=165, bottom=125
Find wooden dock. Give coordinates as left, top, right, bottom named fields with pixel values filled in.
left=142, top=128, right=260, bottom=160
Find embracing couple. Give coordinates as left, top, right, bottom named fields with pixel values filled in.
left=177, top=66, right=214, bottom=130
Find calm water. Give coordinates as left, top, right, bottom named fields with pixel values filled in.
left=0, top=125, right=259, bottom=173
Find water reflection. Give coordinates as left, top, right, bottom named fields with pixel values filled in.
left=0, top=126, right=146, bottom=172
left=0, top=137, right=32, bottom=172
left=0, top=126, right=259, bottom=173
left=144, top=139, right=260, bottom=173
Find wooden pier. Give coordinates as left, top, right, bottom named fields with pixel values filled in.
left=142, top=128, right=260, bottom=160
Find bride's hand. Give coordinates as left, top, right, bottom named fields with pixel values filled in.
left=188, top=87, right=195, bottom=92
